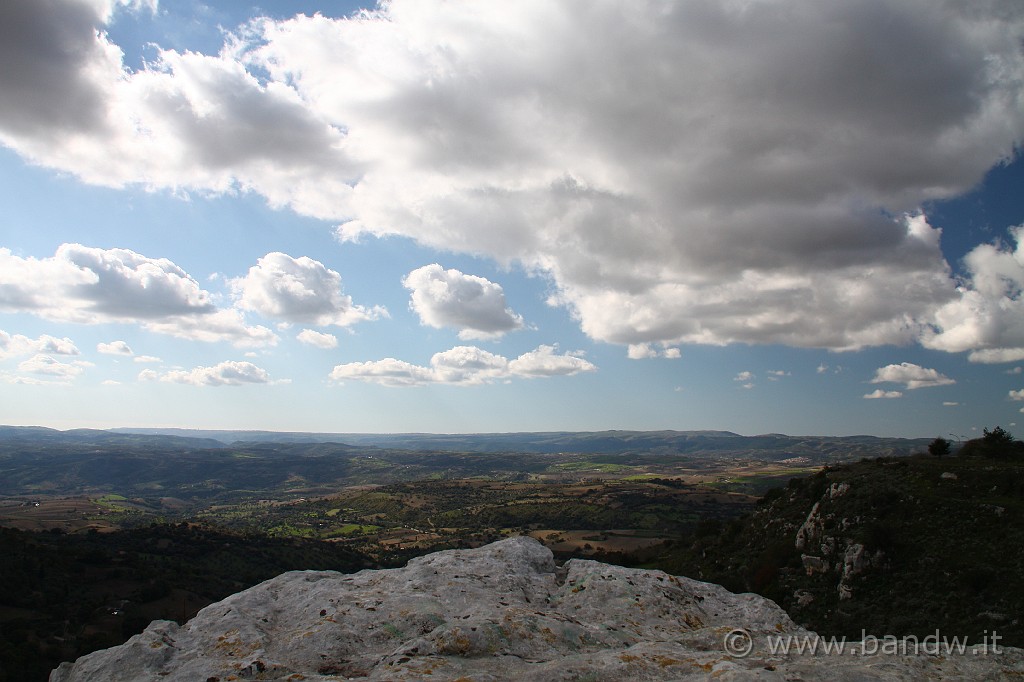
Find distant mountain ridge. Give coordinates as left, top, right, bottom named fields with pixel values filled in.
left=0, top=426, right=933, bottom=503
left=0, top=425, right=225, bottom=450
left=104, top=427, right=932, bottom=459
left=107, top=427, right=748, bottom=447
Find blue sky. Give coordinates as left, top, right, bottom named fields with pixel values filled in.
left=1, top=0, right=1023, bottom=438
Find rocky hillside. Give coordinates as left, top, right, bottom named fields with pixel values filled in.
left=660, top=446, right=1024, bottom=647
left=52, top=537, right=1022, bottom=681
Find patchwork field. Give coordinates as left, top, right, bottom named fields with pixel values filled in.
left=0, top=497, right=124, bottom=533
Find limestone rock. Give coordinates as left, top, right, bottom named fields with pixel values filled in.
left=794, top=500, right=822, bottom=550
left=793, top=589, right=814, bottom=607
left=51, top=537, right=1024, bottom=681
left=827, top=482, right=850, bottom=499
left=841, top=543, right=867, bottom=581
left=836, top=542, right=872, bottom=600
left=801, top=554, right=831, bottom=576
left=819, top=535, right=836, bottom=556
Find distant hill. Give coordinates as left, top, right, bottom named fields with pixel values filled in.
left=0, top=426, right=935, bottom=504
left=0, top=426, right=225, bottom=450
left=108, top=427, right=932, bottom=460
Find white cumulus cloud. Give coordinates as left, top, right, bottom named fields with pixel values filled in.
left=628, top=344, right=659, bottom=359
left=97, top=340, right=133, bottom=355
left=627, top=343, right=681, bottom=359
left=330, top=344, right=595, bottom=386
left=507, top=345, right=596, bottom=378
left=17, top=354, right=92, bottom=379
left=733, top=370, right=756, bottom=389
left=864, top=389, right=903, bottom=400
left=0, top=331, right=80, bottom=360
left=233, top=252, right=386, bottom=327
left=922, top=226, right=1024, bottom=363
left=328, top=358, right=436, bottom=388
left=297, top=329, right=338, bottom=349
left=431, top=346, right=510, bottom=384
left=140, top=360, right=275, bottom=386
left=403, top=264, right=524, bottom=340
left=0, top=245, right=276, bottom=347
left=870, top=362, right=956, bottom=390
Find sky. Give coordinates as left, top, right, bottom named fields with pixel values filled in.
left=1, top=0, right=1023, bottom=438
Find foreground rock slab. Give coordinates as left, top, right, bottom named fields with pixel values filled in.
left=52, top=536, right=1024, bottom=680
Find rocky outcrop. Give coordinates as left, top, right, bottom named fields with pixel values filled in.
left=790, top=482, right=887, bottom=602
left=51, top=537, right=1024, bottom=681
left=794, top=500, right=822, bottom=551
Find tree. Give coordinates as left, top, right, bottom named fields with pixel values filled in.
left=959, top=425, right=1024, bottom=459
left=983, top=426, right=1016, bottom=445
left=928, top=437, right=952, bottom=457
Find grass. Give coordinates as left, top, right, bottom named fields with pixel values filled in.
left=94, top=494, right=130, bottom=512
left=328, top=524, right=381, bottom=537
left=621, top=474, right=660, bottom=481
left=549, top=462, right=631, bottom=473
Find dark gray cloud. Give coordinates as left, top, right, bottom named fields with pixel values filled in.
left=1, top=0, right=1022, bottom=354
left=0, top=0, right=112, bottom=137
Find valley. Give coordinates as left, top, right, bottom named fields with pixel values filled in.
left=0, top=425, right=957, bottom=681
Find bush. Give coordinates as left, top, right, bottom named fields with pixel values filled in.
left=758, top=487, right=785, bottom=506
left=863, top=520, right=897, bottom=552
left=960, top=426, right=1024, bottom=459
left=983, top=426, right=1015, bottom=444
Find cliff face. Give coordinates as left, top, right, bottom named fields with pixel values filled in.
left=661, top=453, right=1024, bottom=645
left=52, top=537, right=1023, bottom=681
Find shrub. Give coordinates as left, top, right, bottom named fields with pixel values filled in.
left=983, top=426, right=1016, bottom=445
left=960, top=426, right=1024, bottom=459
